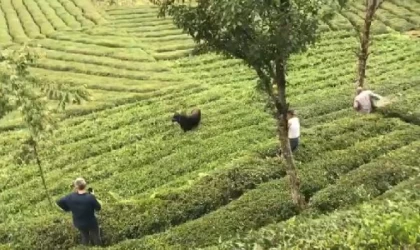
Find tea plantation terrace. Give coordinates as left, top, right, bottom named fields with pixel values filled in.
left=0, top=0, right=419, bottom=249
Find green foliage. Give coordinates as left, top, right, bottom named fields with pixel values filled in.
left=309, top=140, right=420, bottom=212
left=150, top=0, right=351, bottom=213
left=0, top=46, right=54, bottom=138
left=0, top=158, right=284, bottom=249
left=213, top=183, right=420, bottom=250
left=0, top=2, right=420, bottom=250
left=3, top=119, right=417, bottom=249
left=379, top=87, right=420, bottom=126
left=0, top=214, right=77, bottom=250
left=0, top=46, right=90, bottom=137
left=152, top=0, right=345, bottom=66
left=150, top=0, right=347, bottom=100
left=1, top=28, right=420, bottom=247
left=106, top=126, right=420, bottom=249
left=0, top=45, right=90, bottom=208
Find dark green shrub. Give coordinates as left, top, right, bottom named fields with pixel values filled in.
left=378, top=86, right=420, bottom=126
left=211, top=176, right=420, bottom=250
left=310, top=141, right=420, bottom=212
left=107, top=127, right=420, bottom=249
left=2, top=116, right=409, bottom=249
left=99, top=158, right=286, bottom=245
left=299, top=127, right=420, bottom=198
left=378, top=175, right=420, bottom=201
left=0, top=158, right=284, bottom=249
left=214, top=197, right=420, bottom=250
left=0, top=215, right=77, bottom=250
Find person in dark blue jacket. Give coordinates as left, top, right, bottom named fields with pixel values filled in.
left=57, top=177, right=102, bottom=246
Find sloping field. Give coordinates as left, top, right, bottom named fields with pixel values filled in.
left=208, top=176, right=420, bottom=249
left=0, top=0, right=419, bottom=249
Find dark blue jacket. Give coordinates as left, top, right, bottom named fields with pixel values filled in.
left=57, top=192, right=101, bottom=229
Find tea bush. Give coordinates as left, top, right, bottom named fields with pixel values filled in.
left=212, top=178, right=420, bottom=250
left=310, top=140, right=420, bottom=212
left=107, top=128, right=420, bottom=249
left=0, top=1, right=420, bottom=250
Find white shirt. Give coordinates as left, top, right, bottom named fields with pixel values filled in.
left=288, top=117, right=300, bottom=139
left=353, top=90, right=382, bottom=113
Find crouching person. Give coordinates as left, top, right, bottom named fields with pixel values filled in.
left=57, top=177, right=102, bottom=246
left=353, top=87, right=383, bottom=113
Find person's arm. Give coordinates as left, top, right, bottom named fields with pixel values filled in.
left=91, top=195, right=101, bottom=212
left=56, top=195, right=70, bottom=212
left=353, top=99, right=360, bottom=110
left=368, top=91, right=382, bottom=100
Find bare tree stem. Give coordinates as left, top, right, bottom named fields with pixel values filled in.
left=32, top=140, right=53, bottom=208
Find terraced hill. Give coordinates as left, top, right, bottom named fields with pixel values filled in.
left=0, top=0, right=419, bottom=249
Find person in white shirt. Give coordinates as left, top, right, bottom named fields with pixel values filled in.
left=287, top=109, right=300, bottom=152
left=353, top=87, right=383, bottom=113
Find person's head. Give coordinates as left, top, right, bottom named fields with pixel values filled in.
left=287, top=109, right=296, bottom=119
left=172, top=112, right=182, bottom=123
left=73, top=177, right=87, bottom=191
left=356, top=86, right=364, bottom=95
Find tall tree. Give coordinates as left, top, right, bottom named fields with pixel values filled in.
left=355, top=0, right=384, bottom=87
left=150, top=0, right=347, bottom=210
left=0, top=45, right=89, bottom=207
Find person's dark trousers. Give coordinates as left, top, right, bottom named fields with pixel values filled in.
left=78, top=225, right=102, bottom=246
left=289, top=137, right=299, bottom=152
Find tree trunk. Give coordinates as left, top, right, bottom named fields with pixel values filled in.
left=357, top=0, right=383, bottom=88
left=274, top=61, right=306, bottom=210
left=32, top=141, right=53, bottom=208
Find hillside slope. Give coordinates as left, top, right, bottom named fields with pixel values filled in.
left=207, top=176, right=420, bottom=249
left=0, top=0, right=419, bottom=249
